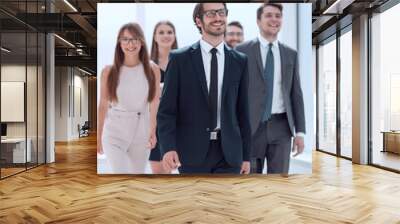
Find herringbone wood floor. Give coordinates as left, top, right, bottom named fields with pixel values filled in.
left=1, top=135, right=400, bottom=224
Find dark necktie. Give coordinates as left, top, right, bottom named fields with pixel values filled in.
left=263, top=43, right=274, bottom=122
left=209, top=48, right=218, bottom=130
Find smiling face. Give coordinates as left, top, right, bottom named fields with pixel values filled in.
left=257, top=5, right=282, bottom=38
left=119, top=29, right=142, bottom=57
left=196, top=3, right=227, bottom=37
left=154, top=24, right=176, bottom=49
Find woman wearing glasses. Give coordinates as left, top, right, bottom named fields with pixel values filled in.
left=148, top=21, right=178, bottom=174
left=98, top=22, right=161, bottom=174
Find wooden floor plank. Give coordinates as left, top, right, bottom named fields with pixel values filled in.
left=0, top=135, right=399, bottom=223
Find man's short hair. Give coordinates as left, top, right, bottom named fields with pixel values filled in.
left=193, top=3, right=228, bottom=34
left=256, top=3, right=283, bottom=20
left=227, top=21, right=243, bottom=31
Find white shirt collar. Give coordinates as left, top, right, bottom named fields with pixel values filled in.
left=200, top=38, right=225, bottom=55
left=258, top=34, right=279, bottom=49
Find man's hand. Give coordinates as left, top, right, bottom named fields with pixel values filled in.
left=240, top=161, right=250, bottom=174
left=162, top=151, right=181, bottom=172
left=292, top=136, right=305, bottom=157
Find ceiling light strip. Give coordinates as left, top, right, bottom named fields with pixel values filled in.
left=54, top=34, right=75, bottom=48
left=1, top=47, right=11, bottom=53
left=78, top=67, right=93, bottom=76
left=63, top=0, right=78, bottom=12
left=323, top=0, right=342, bottom=14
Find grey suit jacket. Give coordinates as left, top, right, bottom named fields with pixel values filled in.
left=236, top=38, right=305, bottom=137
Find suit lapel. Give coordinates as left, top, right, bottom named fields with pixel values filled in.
left=190, top=42, right=209, bottom=104
left=222, top=45, right=232, bottom=103
left=279, top=42, right=289, bottom=89
left=252, top=39, right=265, bottom=83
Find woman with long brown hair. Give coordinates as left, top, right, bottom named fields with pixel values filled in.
left=149, top=21, right=178, bottom=174
left=98, top=22, right=160, bottom=174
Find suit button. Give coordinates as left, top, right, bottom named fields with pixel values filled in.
left=206, top=128, right=210, bottom=131
left=137, top=112, right=141, bottom=116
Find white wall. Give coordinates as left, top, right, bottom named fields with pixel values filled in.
left=54, top=67, right=89, bottom=141
left=1, top=65, right=26, bottom=81
left=72, top=73, right=89, bottom=138
left=55, top=67, right=68, bottom=141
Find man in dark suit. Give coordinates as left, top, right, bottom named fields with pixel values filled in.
left=236, top=3, right=306, bottom=174
left=157, top=3, right=251, bottom=174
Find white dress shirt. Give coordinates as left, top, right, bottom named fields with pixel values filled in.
left=258, top=35, right=285, bottom=114
left=258, top=35, right=304, bottom=137
left=200, top=39, right=225, bottom=129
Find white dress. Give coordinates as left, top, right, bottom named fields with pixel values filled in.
left=102, top=64, right=150, bottom=174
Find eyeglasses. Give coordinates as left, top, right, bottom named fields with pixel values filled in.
left=226, top=32, right=243, bottom=37
left=119, top=37, right=140, bottom=45
left=203, top=8, right=228, bottom=18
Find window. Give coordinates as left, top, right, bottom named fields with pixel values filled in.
left=340, top=29, right=352, bottom=158
left=370, top=3, right=400, bottom=171
left=318, top=37, right=337, bottom=155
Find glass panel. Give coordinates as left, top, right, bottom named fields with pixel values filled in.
left=1, top=30, right=27, bottom=177
left=0, top=1, right=46, bottom=178
left=26, top=0, right=39, bottom=169
left=313, top=45, right=317, bottom=151
left=38, top=32, right=45, bottom=165
left=0, top=1, right=27, bottom=13
left=318, top=38, right=337, bottom=154
left=27, top=31, right=38, bottom=169
left=371, top=4, right=400, bottom=171
left=340, top=30, right=352, bottom=158
left=74, top=85, right=81, bottom=137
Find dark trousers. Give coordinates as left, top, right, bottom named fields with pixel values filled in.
left=250, top=114, right=292, bottom=174
left=178, top=138, right=241, bottom=174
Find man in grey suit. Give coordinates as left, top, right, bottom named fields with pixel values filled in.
left=236, top=3, right=305, bottom=174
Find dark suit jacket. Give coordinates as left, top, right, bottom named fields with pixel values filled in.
left=157, top=41, right=251, bottom=167
left=236, top=39, right=306, bottom=137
